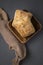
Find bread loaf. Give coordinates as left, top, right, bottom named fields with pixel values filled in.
left=12, top=10, right=35, bottom=37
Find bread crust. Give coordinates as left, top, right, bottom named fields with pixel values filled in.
left=12, top=10, right=35, bottom=37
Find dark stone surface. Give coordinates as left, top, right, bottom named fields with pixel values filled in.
left=0, top=0, right=43, bottom=65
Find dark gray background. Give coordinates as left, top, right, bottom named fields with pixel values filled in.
left=0, top=0, right=43, bottom=65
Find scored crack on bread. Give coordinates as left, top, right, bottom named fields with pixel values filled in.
left=12, top=10, right=35, bottom=37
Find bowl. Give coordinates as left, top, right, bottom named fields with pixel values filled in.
left=7, top=15, right=42, bottom=44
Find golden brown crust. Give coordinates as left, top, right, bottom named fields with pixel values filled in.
left=12, top=10, right=35, bottom=37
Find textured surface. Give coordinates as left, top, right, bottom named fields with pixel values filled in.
left=0, top=0, right=43, bottom=65
left=12, top=10, right=35, bottom=37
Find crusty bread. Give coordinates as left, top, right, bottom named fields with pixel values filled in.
left=12, top=10, right=35, bottom=37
